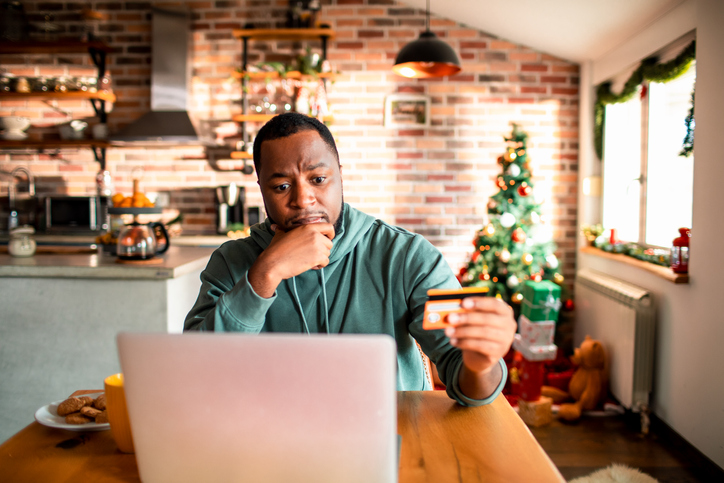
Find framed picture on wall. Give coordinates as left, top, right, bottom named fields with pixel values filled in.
left=384, top=94, right=431, bottom=128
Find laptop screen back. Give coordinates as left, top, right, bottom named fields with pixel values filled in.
left=117, top=332, right=397, bottom=483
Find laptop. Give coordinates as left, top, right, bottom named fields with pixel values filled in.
left=117, top=332, right=397, bottom=483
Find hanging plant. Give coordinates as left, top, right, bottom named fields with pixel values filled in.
left=594, top=40, right=696, bottom=160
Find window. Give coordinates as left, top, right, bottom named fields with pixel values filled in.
left=602, top=63, right=695, bottom=248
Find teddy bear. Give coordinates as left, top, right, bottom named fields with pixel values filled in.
left=541, top=335, right=607, bottom=421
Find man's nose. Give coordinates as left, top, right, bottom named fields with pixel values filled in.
left=291, top=183, right=315, bottom=208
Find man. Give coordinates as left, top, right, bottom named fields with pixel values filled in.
left=185, top=112, right=516, bottom=406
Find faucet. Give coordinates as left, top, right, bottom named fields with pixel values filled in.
left=7, top=166, right=35, bottom=232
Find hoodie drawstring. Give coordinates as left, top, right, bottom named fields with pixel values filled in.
left=290, top=268, right=330, bottom=334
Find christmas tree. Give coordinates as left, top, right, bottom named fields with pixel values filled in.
left=459, top=124, right=564, bottom=315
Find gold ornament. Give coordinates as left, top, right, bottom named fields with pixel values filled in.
left=499, top=249, right=511, bottom=263
left=482, top=224, right=495, bottom=237
left=522, top=253, right=533, bottom=265
left=512, top=292, right=523, bottom=304
left=554, top=273, right=565, bottom=284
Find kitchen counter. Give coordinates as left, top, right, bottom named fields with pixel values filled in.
left=0, top=246, right=216, bottom=279
left=0, top=233, right=232, bottom=247
left=0, top=245, right=217, bottom=444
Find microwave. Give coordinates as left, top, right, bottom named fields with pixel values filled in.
left=44, top=196, right=107, bottom=233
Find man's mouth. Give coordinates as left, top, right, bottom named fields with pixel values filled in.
left=289, top=214, right=328, bottom=226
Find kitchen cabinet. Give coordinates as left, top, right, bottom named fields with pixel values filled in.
left=0, top=40, right=116, bottom=168
left=230, top=28, right=336, bottom=162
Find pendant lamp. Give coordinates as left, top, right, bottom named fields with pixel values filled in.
left=392, top=0, right=462, bottom=78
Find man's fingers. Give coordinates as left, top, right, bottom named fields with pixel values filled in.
left=445, top=324, right=510, bottom=341
left=310, top=222, right=335, bottom=240
left=461, top=296, right=513, bottom=315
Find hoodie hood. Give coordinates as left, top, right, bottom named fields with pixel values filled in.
left=249, top=203, right=376, bottom=264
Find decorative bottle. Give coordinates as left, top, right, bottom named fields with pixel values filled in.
left=671, top=227, right=690, bottom=274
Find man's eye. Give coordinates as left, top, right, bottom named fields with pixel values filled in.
left=312, top=177, right=326, bottom=184
left=275, top=184, right=290, bottom=192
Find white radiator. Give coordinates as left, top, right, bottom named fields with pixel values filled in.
left=574, top=269, right=655, bottom=413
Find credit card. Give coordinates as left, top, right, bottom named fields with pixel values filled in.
left=422, top=287, right=489, bottom=330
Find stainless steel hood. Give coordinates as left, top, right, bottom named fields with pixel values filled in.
left=111, top=8, right=199, bottom=144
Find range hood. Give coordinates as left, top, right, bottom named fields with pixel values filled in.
left=111, top=8, right=199, bottom=144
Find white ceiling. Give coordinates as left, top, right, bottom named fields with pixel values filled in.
left=403, top=0, right=686, bottom=63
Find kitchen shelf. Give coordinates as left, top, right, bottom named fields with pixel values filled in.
left=232, top=71, right=336, bottom=81
left=232, top=113, right=334, bottom=123
left=0, top=91, right=116, bottom=102
left=226, top=28, right=337, bottom=175
left=0, top=139, right=110, bottom=148
left=229, top=151, right=253, bottom=159
left=0, top=40, right=113, bottom=168
left=0, top=40, right=112, bottom=55
left=232, top=28, right=335, bottom=41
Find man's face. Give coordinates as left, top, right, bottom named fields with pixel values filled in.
left=257, top=130, right=343, bottom=233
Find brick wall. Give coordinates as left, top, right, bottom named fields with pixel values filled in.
left=0, top=0, right=579, bottom=285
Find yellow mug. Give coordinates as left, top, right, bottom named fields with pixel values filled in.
left=104, top=373, right=135, bottom=453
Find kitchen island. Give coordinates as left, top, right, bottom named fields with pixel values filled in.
left=0, top=246, right=217, bottom=443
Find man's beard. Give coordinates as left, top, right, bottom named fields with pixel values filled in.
left=264, top=195, right=345, bottom=236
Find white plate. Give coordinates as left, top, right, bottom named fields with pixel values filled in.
left=34, top=392, right=110, bottom=432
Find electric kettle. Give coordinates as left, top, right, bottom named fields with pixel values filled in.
left=117, top=221, right=169, bottom=260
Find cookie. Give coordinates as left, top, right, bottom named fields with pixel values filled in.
left=80, top=406, right=102, bottom=418
left=78, top=396, right=94, bottom=407
left=65, top=413, right=94, bottom=425
left=57, top=397, right=85, bottom=417
left=95, top=411, right=109, bottom=424
left=93, top=394, right=106, bottom=410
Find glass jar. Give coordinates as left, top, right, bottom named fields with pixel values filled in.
left=9, top=225, right=36, bottom=258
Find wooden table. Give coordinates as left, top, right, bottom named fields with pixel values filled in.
left=0, top=391, right=563, bottom=483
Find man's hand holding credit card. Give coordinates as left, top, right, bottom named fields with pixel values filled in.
left=423, top=287, right=490, bottom=330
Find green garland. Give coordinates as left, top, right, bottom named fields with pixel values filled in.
left=594, top=40, right=696, bottom=160
left=680, top=87, right=695, bottom=157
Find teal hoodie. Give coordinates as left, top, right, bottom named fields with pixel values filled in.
left=184, top=203, right=505, bottom=406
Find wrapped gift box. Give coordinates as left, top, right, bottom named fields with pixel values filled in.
left=521, top=280, right=562, bottom=322
left=513, top=334, right=557, bottom=361
left=518, top=396, right=553, bottom=427
left=518, top=314, right=555, bottom=346
left=516, top=357, right=545, bottom=402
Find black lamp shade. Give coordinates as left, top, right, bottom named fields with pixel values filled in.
left=393, top=31, right=462, bottom=78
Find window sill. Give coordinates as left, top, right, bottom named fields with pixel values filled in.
left=579, top=246, right=689, bottom=284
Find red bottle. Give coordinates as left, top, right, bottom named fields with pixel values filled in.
left=671, top=228, right=691, bottom=274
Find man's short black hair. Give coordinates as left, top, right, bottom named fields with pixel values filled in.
left=252, top=113, right=339, bottom=176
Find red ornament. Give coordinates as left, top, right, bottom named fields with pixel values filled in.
left=532, top=273, right=542, bottom=282
left=517, top=184, right=531, bottom=197
left=671, top=227, right=691, bottom=274
left=511, top=227, right=526, bottom=243
left=472, top=250, right=480, bottom=262
left=458, top=267, right=468, bottom=277
left=564, top=299, right=575, bottom=311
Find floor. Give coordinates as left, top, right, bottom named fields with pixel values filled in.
left=529, top=411, right=724, bottom=482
